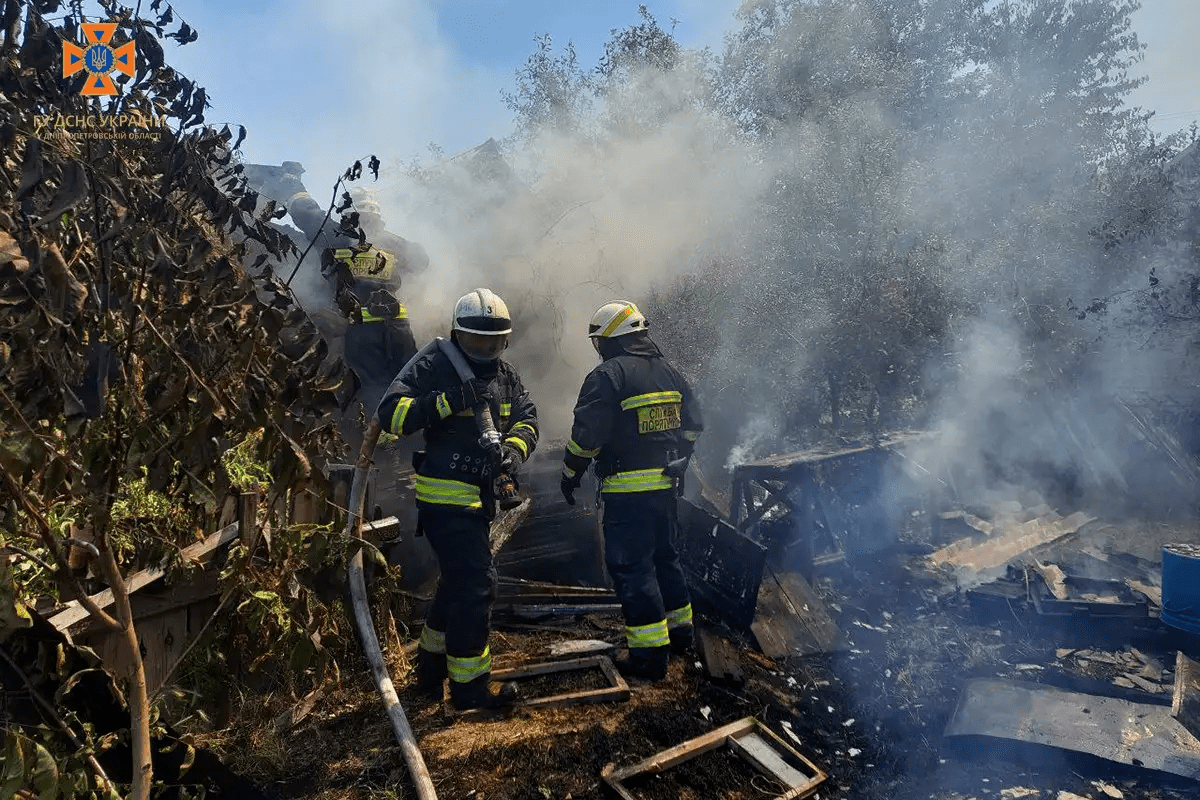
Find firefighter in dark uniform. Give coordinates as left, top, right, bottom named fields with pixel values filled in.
left=376, top=288, right=539, bottom=710
left=322, top=236, right=423, bottom=405
left=560, top=301, right=703, bottom=681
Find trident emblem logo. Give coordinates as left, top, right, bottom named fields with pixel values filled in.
left=63, top=23, right=136, bottom=96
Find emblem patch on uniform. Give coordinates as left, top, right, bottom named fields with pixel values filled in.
left=637, top=403, right=681, bottom=434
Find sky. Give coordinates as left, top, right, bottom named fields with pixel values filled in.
left=153, top=0, right=1200, bottom=197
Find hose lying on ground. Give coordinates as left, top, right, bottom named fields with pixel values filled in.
left=344, top=417, right=438, bottom=800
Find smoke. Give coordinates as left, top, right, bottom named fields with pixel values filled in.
left=180, top=0, right=1198, bottom=515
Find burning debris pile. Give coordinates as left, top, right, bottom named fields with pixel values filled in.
left=185, top=430, right=1200, bottom=800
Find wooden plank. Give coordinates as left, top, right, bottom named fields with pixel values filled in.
left=65, top=571, right=222, bottom=638
left=751, top=568, right=845, bottom=659
left=732, top=724, right=827, bottom=799
left=605, top=718, right=750, bottom=780
left=696, top=627, right=745, bottom=686
left=490, top=497, right=531, bottom=556
left=1172, top=651, right=1200, bottom=740
left=603, top=717, right=826, bottom=800
left=945, top=678, right=1200, bottom=781
left=49, top=522, right=240, bottom=632
left=729, top=733, right=812, bottom=789
left=927, top=511, right=1095, bottom=587
left=492, top=656, right=608, bottom=680
left=143, top=607, right=189, bottom=694
left=239, top=492, right=260, bottom=555
left=456, top=656, right=630, bottom=717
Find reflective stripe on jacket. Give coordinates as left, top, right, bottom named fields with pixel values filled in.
left=563, top=333, right=702, bottom=493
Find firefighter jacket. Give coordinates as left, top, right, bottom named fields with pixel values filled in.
left=376, top=342, right=539, bottom=516
left=563, top=333, right=702, bottom=493
left=323, top=245, right=409, bottom=324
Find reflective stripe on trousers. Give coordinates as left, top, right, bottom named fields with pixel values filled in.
left=447, top=645, right=492, bottom=683
left=419, top=625, right=446, bottom=654
left=666, top=603, right=693, bottom=628
left=625, top=619, right=670, bottom=649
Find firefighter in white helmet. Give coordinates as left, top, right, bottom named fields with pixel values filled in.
left=375, top=288, right=539, bottom=710
left=560, top=301, right=703, bottom=681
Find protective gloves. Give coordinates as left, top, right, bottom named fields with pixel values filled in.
left=500, top=444, right=523, bottom=475
left=439, top=378, right=493, bottom=416
left=560, top=467, right=583, bottom=506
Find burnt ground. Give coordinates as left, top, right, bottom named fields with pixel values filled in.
left=191, top=454, right=1200, bottom=800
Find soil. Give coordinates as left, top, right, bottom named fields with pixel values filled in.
left=190, top=511, right=1200, bottom=800
left=509, top=662, right=615, bottom=700
left=620, top=746, right=790, bottom=800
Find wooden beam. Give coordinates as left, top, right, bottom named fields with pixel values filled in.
left=602, top=717, right=826, bottom=800
left=455, top=656, right=630, bottom=717
left=49, top=523, right=239, bottom=633
left=1172, top=651, right=1200, bottom=740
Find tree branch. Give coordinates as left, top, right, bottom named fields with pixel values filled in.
left=0, top=466, right=121, bottom=632
left=0, top=646, right=118, bottom=797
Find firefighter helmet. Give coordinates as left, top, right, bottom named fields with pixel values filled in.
left=588, top=301, right=648, bottom=339
left=452, top=288, right=511, bottom=362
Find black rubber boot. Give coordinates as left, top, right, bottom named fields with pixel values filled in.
left=669, top=625, right=695, bottom=656
left=449, top=675, right=519, bottom=712
left=614, top=646, right=670, bottom=681
left=414, top=649, right=447, bottom=699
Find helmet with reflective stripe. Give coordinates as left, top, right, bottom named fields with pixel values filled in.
left=452, top=287, right=512, bottom=335
left=588, top=301, right=648, bottom=339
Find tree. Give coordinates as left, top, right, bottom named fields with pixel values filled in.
left=0, top=1, right=359, bottom=796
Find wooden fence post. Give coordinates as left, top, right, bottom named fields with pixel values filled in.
left=238, top=491, right=259, bottom=555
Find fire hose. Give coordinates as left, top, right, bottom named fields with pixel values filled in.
left=341, top=335, right=523, bottom=798
left=343, top=342, right=439, bottom=800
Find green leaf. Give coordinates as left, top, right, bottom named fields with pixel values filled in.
left=28, top=738, right=59, bottom=799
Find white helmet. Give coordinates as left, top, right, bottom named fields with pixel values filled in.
left=453, top=288, right=512, bottom=363
left=588, top=301, right=648, bottom=339
left=453, top=288, right=512, bottom=335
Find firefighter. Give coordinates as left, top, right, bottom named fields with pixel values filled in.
left=321, top=236, right=423, bottom=406
left=560, top=301, right=703, bottom=681
left=375, top=288, right=539, bottom=710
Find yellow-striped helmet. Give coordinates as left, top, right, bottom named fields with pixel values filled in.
left=588, top=301, right=648, bottom=339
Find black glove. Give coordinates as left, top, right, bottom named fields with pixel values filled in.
left=500, top=444, right=523, bottom=475
left=560, top=468, right=583, bottom=506
left=443, top=378, right=492, bottom=415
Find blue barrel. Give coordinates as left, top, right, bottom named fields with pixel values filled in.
left=1162, top=544, right=1200, bottom=634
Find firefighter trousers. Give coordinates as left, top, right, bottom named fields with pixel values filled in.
left=601, top=490, right=692, bottom=649
left=417, top=506, right=497, bottom=684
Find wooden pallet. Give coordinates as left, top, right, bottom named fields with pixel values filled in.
left=602, top=717, right=826, bottom=800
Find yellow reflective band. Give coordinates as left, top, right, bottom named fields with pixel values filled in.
left=625, top=619, right=669, bottom=649
left=666, top=604, right=694, bottom=628
left=435, top=393, right=453, bottom=419
left=620, top=391, right=683, bottom=411
left=504, top=436, right=529, bottom=458
left=447, top=646, right=492, bottom=683
left=379, top=431, right=400, bottom=447
left=600, top=304, right=636, bottom=337
left=414, top=475, right=483, bottom=510
left=602, top=468, right=673, bottom=494
left=512, top=421, right=538, bottom=441
left=360, top=304, right=408, bottom=323
left=562, top=464, right=579, bottom=479
left=500, top=402, right=512, bottom=417
left=419, top=625, right=446, bottom=654
left=567, top=439, right=600, bottom=458
left=344, top=248, right=395, bottom=279
left=390, top=396, right=414, bottom=433
left=682, top=430, right=701, bottom=442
